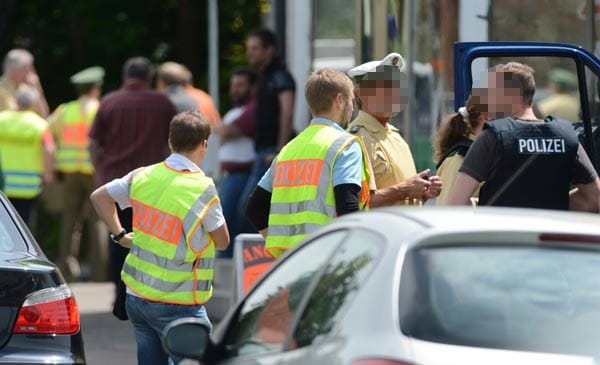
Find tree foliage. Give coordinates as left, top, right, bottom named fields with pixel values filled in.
left=0, top=0, right=262, bottom=112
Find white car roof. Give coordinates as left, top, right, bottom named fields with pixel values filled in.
left=331, top=207, right=600, bottom=249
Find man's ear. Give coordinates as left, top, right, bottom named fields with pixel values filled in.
left=354, top=86, right=361, bottom=99
left=203, top=139, right=209, bottom=149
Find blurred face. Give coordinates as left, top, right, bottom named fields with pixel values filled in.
left=246, top=36, right=272, bottom=68
left=230, top=74, right=252, bottom=105
left=484, top=70, right=523, bottom=119
left=7, top=63, right=32, bottom=85
left=357, top=77, right=407, bottom=118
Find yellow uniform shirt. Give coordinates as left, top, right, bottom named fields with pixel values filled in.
left=0, top=76, right=17, bottom=111
left=349, top=111, right=418, bottom=205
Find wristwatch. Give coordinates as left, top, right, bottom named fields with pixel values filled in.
left=110, top=228, right=127, bottom=244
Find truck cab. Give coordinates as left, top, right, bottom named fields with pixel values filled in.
left=453, top=41, right=600, bottom=170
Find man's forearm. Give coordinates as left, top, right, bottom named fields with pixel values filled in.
left=334, top=183, right=360, bottom=215
left=245, top=186, right=271, bottom=231
left=276, top=91, right=295, bottom=150
left=89, top=139, right=102, bottom=168
left=277, top=113, right=293, bottom=150
left=569, top=179, right=600, bottom=212
left=41, top=139, right=55, bottom=183
left=370, top=183, right=422, bottom=208
left=90, top=186, right=123, bottom=234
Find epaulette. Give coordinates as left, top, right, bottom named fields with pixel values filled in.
left=349, top=124, right=363, bottom=134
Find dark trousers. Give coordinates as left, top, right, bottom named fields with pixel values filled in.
left=110, top=206, right=132, bottom=320
left=9, top=197, right=37, bottom=227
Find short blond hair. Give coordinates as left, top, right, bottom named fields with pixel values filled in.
left=305, top=68, right=354, bottom=115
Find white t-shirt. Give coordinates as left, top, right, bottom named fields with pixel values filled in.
left=218, top=105, right=256, bottom=164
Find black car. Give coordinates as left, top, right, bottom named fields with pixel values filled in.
left=0, top=192, right=85, bottom=364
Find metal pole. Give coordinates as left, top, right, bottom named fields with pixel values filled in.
left=404, top=0, right=416, bottom=146
left=208, top=0, right=219, bottom=109
left=587, top=0, right=596, bottom=54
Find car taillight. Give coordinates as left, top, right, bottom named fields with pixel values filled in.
left=352, top=359, right=414, bottom=365
left=13, top=284, right=80, bottom=335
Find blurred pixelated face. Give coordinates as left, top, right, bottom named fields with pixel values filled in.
left=358, top=72, right=407, bottom=117
left=246, top=36, right=270, bottom=68
left=485, top=70, right=522, bottom=119
left=230, top=74, right=252, bottom=105
left=7, top=63, right=32, bottom=85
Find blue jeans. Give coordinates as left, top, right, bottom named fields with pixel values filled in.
left=237, top=147, right=277, bottom=234
left=125, top=294, right=212, bottom=365
left=217, top=170, right=250, bottom=258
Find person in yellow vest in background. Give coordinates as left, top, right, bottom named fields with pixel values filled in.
left=0, top=85, right=55, bottom=225
left=245, top=68, right=370, bottom=259
left=48, top=66, right=107, bottom=281
left=90, top=110, right=229, bottom=365
left=348, top=53, right=442, bottom=206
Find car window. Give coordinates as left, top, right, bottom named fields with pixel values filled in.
left=292, top=229, right=383, bottom=348
left=0, top=198, right=27, bottom=252
left=221, top=230, right=347, bottom=358
left=399, top=245, right=600, bottom=356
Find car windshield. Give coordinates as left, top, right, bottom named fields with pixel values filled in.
left=399, top=245, right=600, bottom=357
left=0, top=199, right=28, bottom=252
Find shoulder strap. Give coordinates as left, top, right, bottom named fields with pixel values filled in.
left=436, top=138, right=473, bottom=169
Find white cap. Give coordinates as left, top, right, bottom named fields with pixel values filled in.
left=347, top=52, right=405, bottom=79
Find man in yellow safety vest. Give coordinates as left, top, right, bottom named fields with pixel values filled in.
left=0, top=85, right=55, bottom=225
left=49, top=66, right=107, bottom=281
left=90, top=110, right=229, bottom=365
left=246, top=68, right=370, bottom=259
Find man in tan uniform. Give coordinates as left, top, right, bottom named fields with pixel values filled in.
left=0, top=49, right=49, bottom=116
left=348, top=53, right=441, bottom=206
left=49, top=66, right=107, bottom=281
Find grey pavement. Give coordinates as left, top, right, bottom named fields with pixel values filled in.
left=70, top=282, right=137, bottom=365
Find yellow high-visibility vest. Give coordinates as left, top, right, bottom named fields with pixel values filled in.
left=55, top=100, right=96, bottom=174
left=265, top=123, right=370, bottom=258
left=0, top=110, right=48, bottom=198
left=122, top=162, right=220, bottom=305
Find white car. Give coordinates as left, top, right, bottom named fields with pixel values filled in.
left=163, top=207, right=600, bottom=365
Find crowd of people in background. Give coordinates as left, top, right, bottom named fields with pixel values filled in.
left=0, top=27, right=293, bottom=284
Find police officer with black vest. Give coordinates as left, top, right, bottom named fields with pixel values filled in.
left=448, top=62, right=600, bottom=211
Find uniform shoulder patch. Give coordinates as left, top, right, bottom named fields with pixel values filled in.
left=349, top=124, right=363, bottom=134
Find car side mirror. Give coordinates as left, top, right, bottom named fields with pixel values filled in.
left=162, top=317, right=211, bottom=360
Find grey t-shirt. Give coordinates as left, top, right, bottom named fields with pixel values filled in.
left=165, top=85, right=198, bottom=113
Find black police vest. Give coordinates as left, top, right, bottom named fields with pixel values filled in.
left=478, top=117, right=579, bottom=210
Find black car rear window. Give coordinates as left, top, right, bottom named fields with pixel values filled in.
left=0, top=199, right=27, bottom=252
left=399, top=245, right=600, bottom=356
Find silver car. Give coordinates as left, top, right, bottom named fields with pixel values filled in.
left=163, top=207, right=600, bottom=365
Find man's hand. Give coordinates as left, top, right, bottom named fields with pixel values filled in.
left=423, top=175, right=442, bottom=200
left=43, top=170, right=55, bottom=184
left=25, top=71, right=42, bottom=89
left=404, top=170, right=432, bottom=199
left=117, top=232, right=133, bottom=249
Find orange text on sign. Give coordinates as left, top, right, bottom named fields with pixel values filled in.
left=131, top=199, right=182, bottom=244
left=272, top=159, right=323, bottom=187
